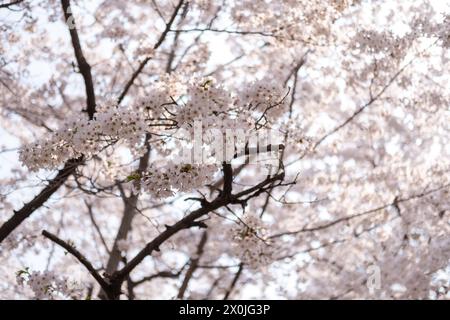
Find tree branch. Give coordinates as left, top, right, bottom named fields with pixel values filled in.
left=41, top=230, right=110, bottom=294
left=0, top=1, right=100, bottom=243
left=269, top=182, right=450, bottom=239
left=223, top=262, right=244, bottom=300
left=132, top=267, right=186, bottom=287
left=0, top=158, right=82, bottom=243
left=104, top=136, right=151, bottom=277
left=61, top=0, right=96, bottom=119
left=177, top=231, right=208, bottom=299
left=222, top=163, right=233, bottom=197
left=106, top=170, right=285, bottom=299
left=117, top=0, right=185, bottom=104
left=0, top=0, right=23, bottom=9
left=84, top=200, right=110, bottom=254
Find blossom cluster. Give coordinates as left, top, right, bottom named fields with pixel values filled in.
left=135, top=74, right=186, bottom=119
left=140, top=162, right=218, bottom=198
left=411, top=14, right=450, bottom=48
left=18, top=77, right=288, bottom=198
left=175, top=80, right=240, bottom=130
left=231, top=0, right=356, bottom=44
left=18, top=76, right=184, bottom=172
left=237, top=78, right=288, bottom=120
left=353, top=30, right=410, bottom=59
left=352, top=13, right=450, bottom=61
left=19, top=77, right=288, bottom=172
left=16, top=268, right=83, bottom=300
left=228, top=214, right=275, bottom=269
left=19, top=105, right=149, bottom=171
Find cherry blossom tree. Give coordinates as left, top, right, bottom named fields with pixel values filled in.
left=0, top=0, right=449, bottom=300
